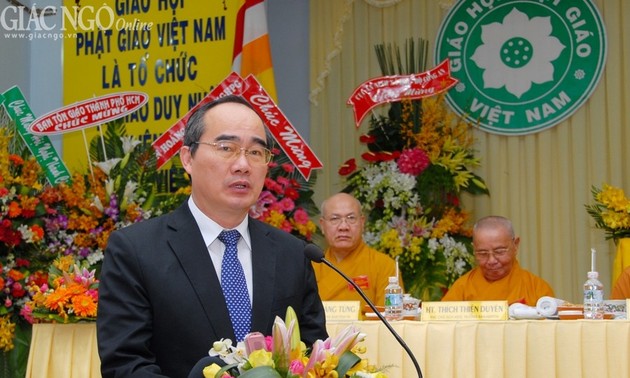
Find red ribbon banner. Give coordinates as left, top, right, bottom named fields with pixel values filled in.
left=29, top=92, right=149, bottom=135
left=153, top=73, right=323, bottom=181
left=347, top=59, right=458, bottom=128
left=152, top=73, right=246, bottom=168
left=241, top=74, right=323, bottom=181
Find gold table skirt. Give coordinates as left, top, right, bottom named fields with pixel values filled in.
left=27, top=320, right=630, bottom=378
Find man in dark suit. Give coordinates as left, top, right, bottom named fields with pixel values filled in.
left=97, top=95, right=328, bottom=377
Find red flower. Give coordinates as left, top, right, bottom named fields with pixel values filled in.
left=446, top=193, right=460, bottom=207
left=0, top=225, right=21, bottom=247
left=284, top=187, right=300, bottom=200
left=30, top=224, right=45, bottom=242
left=361, top=152, right=379, bottom=163
left=11, top=282, right=26, bottom=298
left=281, top=163, right=295, bottom=173
left=338, top=159, right=357, bottom=176
left=8, top=154, right=24, bottom=166
left=362, top=151, right=401, bottom=162
left=7, top=201, right=21, bottom=218
left=379, top=151, right=400, bottom=161
left=264, top=178, right=283, bottom=194
left=15, top=258, right=30, bottom=268
left=31, top=271, right=49, bottom=287
left=289, top=179, right=301, bottom=190
left=359, top=134, right=376, bottom=144
left=397, top=148, right=430, bottom=176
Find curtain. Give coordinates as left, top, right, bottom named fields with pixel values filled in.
left=309, top=0, right=630, bottom=303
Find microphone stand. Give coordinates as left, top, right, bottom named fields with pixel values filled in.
left=319, top=258, right=424, bottom=378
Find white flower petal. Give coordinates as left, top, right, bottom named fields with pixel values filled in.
left=94, top=158, right=122, bottom=175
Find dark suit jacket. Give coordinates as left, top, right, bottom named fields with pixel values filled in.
left=96, top=202, right=328, bottom=378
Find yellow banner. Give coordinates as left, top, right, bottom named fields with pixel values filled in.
left=62, top=1, right=239, bottom=186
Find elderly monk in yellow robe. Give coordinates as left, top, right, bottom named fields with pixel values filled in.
left=312, top=193, right=402, bottom=310
left=442, top=215, right=554, bottom=306
left=611, top=266, right=630, bottom=299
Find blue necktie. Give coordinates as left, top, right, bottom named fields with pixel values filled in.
left=218, top=230, right=251, bottom=342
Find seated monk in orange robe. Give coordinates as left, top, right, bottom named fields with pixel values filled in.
left=313, top=193, right=402, bottom=310
left=442, top=216, right=554, bottom=306
left=611, top=266, right=630, bottom=299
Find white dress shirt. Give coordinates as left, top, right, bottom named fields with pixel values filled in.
left=188, top=197, right=253, bottom=304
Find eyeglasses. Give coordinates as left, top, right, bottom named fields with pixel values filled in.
left=323, top=214, right=360, bottom=226
left=194, top=140, right=273, bottom=165
left=474, top=248, right=511, bottom=261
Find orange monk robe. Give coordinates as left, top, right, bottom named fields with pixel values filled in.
left=312, top=241, right=402, bottom=309
left=611, top=266, right=630, bottom=299
left=441, top=261, right=554, bottom=306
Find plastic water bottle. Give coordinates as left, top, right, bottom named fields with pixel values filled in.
left=583, top=271, right=604, bottom=320
left=384, top=276, right=403, bottom=321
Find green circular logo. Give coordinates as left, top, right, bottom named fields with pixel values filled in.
left=434, top=0, right=607, bottom=135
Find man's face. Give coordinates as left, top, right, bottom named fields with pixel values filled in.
left=180, top=102, right=269, bottom=220
left=473, top=227, right=520, bottom=282
left=320, top=194, right=365, bottom=259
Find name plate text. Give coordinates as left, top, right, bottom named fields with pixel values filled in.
left=323, top=301, right=361, bottom=321
left=421, top=300, right=508, bottom=321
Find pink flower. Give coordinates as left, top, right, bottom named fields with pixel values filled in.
left=270, top=202, right=284, bottom=213
left=397, top=148, right=430, bottom=176
left=281, top=220, right=293, bottom=233
left=292, top=208, right=310, bottom=224
left=288, top=359, right=305, bottom=375
left=281, top=163, right=295, bottom=173
left=278, top=198, right=295, bottom=212
left=276, top=176, right=291, bottom=188
left=250, top=191, right=277, bottom=218
left=20, top=304, right=34, bottom=324
left=264, top=178, right=283, bottom=194
left=264, top=336, right=273, bottom=351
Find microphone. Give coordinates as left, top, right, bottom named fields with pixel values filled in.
left=304, top=244, right=423, bottom=378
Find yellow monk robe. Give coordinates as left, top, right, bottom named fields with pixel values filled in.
left=611, top=266, right=630, bottom=299
left=312, top=241, right=401, bottom=309
left=441, top=261, right=554, bottom=306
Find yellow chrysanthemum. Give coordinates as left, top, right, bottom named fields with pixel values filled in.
left=54, top=255, right=76, bottom=273
left=598, top=184, right=630, bottom=212
left=0, top=315, right=16, bottom=352
left=602, top=211, right=630, bottom=230
left=265, top=210, right=287, bottom=228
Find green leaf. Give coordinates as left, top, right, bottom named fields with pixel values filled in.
left=214, top=362, right=240, bottom=378
left=239, top=366, right=283, bottom=377
left=336, top=350, right=362, bottom=377
left=1, top=320, right=31, bottom=378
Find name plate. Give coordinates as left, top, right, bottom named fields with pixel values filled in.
left=421, top=300, right=509, bottom=321
left=323, top=301, right=361, bottom=321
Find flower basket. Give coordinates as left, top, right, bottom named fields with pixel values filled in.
left=339, top=39, right=489, bottom=301
left=585, top=184, right=630, bottom=242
